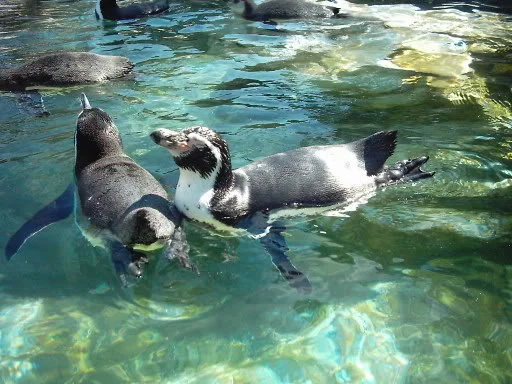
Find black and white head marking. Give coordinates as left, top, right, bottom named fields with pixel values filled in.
left=151, top=126, right=233, bottom=190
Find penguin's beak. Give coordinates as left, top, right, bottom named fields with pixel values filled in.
left=80, top=93, right=91, bottom=110
left=150, top=129, right=190, bottom=154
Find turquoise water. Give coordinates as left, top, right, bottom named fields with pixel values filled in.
left=1, top=0, right=511, bottom=382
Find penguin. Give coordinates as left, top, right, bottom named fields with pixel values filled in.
left=150, top=126, right=434, bottom=291
left=0, top=52, right=133, bottom=91
left=233, top=0, right=346, bottom=21
left=5, top=94, right=193, bottom=286
left=0, top=52, right=133, bottom=117
left=95, top=0, right=169, bottom=21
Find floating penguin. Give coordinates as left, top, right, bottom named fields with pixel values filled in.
left=151, top=126, right=434, bottom=291
left=6, top=94, right=193, bottom=286
left=0, top=52, right=133, bottom=116
left=233, top=0, right=347, bottom=21
left=95, top=0, right=169, bottom=20
left=0, top=52, right=133, bottom=90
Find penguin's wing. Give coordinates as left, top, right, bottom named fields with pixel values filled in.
left=260, top=224, right=313, bottom=294
left=5, top=184, right=75, bottom=260
left=240, top=212, right=312, bottom=293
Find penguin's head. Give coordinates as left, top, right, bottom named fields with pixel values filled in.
left=75, top=93, right=124, bottom=175
left=151, top=126, right=231, bottom=180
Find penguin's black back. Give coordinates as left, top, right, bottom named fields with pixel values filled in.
left=77, top=156, right=170, bottom=229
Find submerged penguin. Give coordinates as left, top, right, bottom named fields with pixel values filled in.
left=6, top=94, right=193, bottom=286
left=95, top=0, right=169, bottom=20
left=150, top=126, right=434, bottom=291
left=233, top=0, right=346, bottom=21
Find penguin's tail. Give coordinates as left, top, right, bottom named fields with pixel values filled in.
left=375, top=156, right=435, bottom=187
left=347, top=130, right=434, bottom=186
left=348, top=130, right=398, bottom=176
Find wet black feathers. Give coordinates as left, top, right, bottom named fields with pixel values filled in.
left=348, top=130, right=397, bottom=176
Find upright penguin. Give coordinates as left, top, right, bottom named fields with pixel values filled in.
left=95, top=0, right=169, bottom=20
left=6, top=94, right=192, bottom=286
left=150, top=126, right=434, bottom=290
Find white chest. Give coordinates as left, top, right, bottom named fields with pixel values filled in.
left=175, top=170, right=217, bottom=225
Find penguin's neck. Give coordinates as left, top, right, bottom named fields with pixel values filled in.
left=75, top=145, right=124, bottom=177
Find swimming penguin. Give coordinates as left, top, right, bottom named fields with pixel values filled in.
left=0, top=52, right=133, bottom=117
left=95, top=0, right=169, bottom=20
left=150, top=126, right=434, bottom=291
left=5, top=94, right=193, bottom=286
left=0, top=52, right=133, bottom=91
left=233, top=0, right=346, bottom=21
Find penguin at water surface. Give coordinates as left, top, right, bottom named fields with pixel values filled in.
left=232, top=0, right=349, bottom=21
left=0, top=51, right=133, bottom=116
left=5, top=94, right=194, bottom=286
left=0, top=52, right=133, bottom=90
left=95, top=0, right=170, bottom=20
left=150, top=126, right=434, bottom=291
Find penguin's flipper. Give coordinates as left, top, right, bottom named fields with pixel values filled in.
left=241, top=213, right=312, bottom=293
left=5, top=184, right=75, bottom=260
left=110, top=241, right=148, bottom=287
left=375, top=156, right=435, bottom=186
left=14, top=91, right=50, bottom=117
left=260, top=224, right=313, bottom=294
left=163, top=226, right=198, bottom=274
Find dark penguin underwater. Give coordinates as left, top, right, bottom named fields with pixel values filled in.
left=0, top=0, right=511, bottom=382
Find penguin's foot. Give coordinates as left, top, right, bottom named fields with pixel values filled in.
left=376, top=156, right=435, bottom=186
left=168, top=252, right=199, bottom=275
left=111, top=242, right=148, bottom=287
left=276, top=265, right=313, bottom=294
left=129, top=251, right=149, bottom=278
left=165, top=227, right=199, bottom=275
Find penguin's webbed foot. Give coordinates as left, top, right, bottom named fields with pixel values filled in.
left=275, top=263, right=313, bottom=294
left=376, top=156, right=435, bottom=186
left=165, top=227, right=199, bottom=275
left=110, top=242, right=148, bottom=287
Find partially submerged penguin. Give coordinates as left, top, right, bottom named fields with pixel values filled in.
left=233, top=0, right=346, bottom=21
left=150, top=126, right=434, bottom=291
left=95, top=0, right=169, bottom=20
left=0, top=52, right=133, bottom=91
left=0, top=51, right=133, bottom=117
left=6, top=94, right=193, bottom=286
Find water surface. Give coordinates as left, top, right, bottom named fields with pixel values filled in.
left=0, top=0, right=511, bottom=383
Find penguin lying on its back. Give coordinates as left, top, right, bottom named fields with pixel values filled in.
left=6, top=94, right=193, bottom=286
left=95, top=0, right=169, bottom=20
left=233, top=0, right=346, bottom=21
left=151, top=126, right=434, bottom=291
